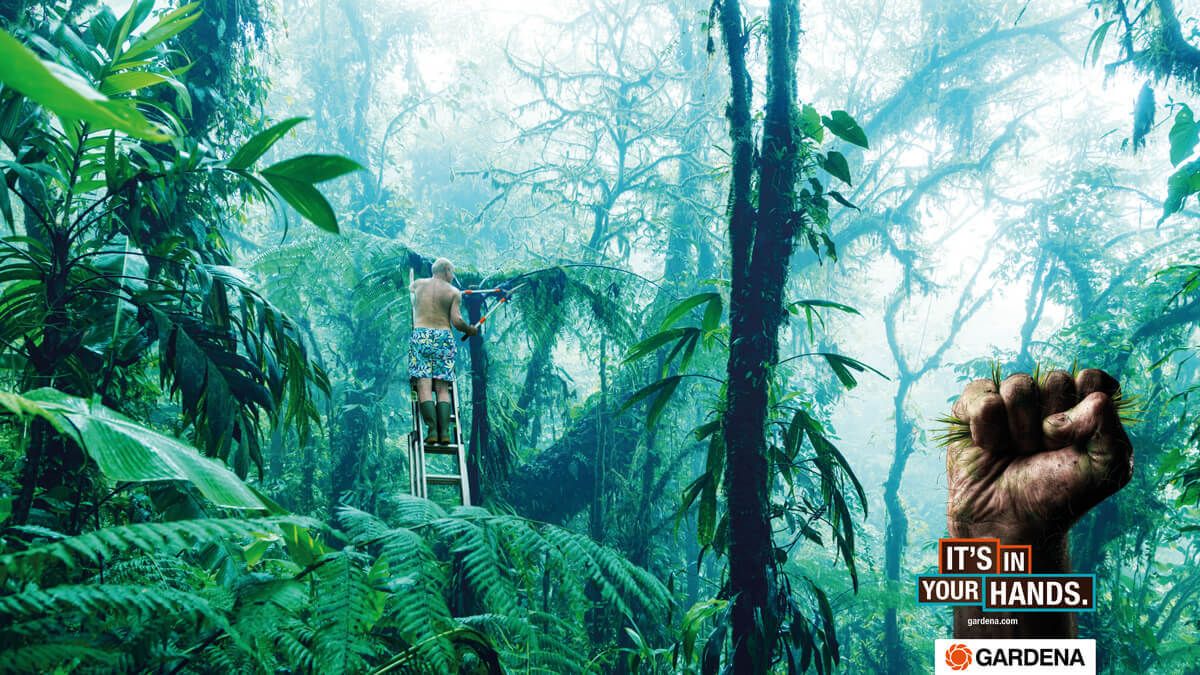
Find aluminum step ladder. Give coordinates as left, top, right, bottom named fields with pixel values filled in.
left=408, top=379, right=471, bottom=506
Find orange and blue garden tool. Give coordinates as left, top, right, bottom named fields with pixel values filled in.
left=461, top=282, right=525, bottom=340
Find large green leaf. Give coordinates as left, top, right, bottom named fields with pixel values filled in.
left=1085, top=19, right=1116, bottom=67
left=262, top=173, right=339, bottom=234
left=820, top=110, right=869, bottom=149
left=262, top=154, right=364, bottom=184
left=1161, top=158, right=1200, bottom=222
left=1169, top=105, right=1199, bottom=167
left=0, top=389, right=265, bottom=509
left=0, top=28, right=169, bottom=141
left=819, top=151, right=852, bottom=185
left=788, top=298, right=861, bottom=340
left=659, top=292, right=722, bottom=331
left=117, top=2, right=201, bottom=64
left=619, top=375, right=683, bottom=429
left=227, top=117, right=308, bottom=170
left=816, top=352, right=888, bottom=390
left=623, top=327, right=691, bottom=363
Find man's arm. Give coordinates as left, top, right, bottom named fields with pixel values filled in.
left=449, top=292, right=477, bottom=336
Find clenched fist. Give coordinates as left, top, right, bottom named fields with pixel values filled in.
left=945, top=368, right=1133, bottom=637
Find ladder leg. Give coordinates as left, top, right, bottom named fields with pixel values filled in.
left=452, top=380, right=471, bottom=506
left=411, top=382, right=428, bottom=499
left=410, top=378, right=471, bottom=506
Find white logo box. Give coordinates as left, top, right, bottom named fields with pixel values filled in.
left=934, top=639, right=1095, bottom=674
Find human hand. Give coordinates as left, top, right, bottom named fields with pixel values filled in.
left=945, top=369, right=1133, bottom=550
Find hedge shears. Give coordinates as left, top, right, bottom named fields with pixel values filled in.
left=461, top=282, right=525, bottom=340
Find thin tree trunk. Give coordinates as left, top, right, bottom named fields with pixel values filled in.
left=590, top=337, right=607, bottom=541
left=883, top=379, right=914, bottom=670
left=330, top=388, right=369, bottom=514
left=465, top=294, right=487, bottom=505
left=301, top=434, right=315, bottom=514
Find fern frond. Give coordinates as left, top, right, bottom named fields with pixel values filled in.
left=451, top=520, right=519, bottom=615
left=0, top=583, right=223, bottom=626
left=0, top=516, right=316, bottom=580
left=390, top=494, right=448, bottom=527
left=539, top=526, right=653, bottom=618
left=311, top=551, right=383, bottom=673
left=0, top=642, right=123, bottom=672
left=200, top=640, right=257, bottom=675
left=368, top=525, right=462, bottom=671
left=265, top=619, right=315, bottom=672
left=506, top=610, right=593, bottom=673
left=338, top=506, right=392, bottom=543
left=342, top=498, right=667, bottom=673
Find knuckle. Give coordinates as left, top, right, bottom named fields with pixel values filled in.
left=1001, top=374, right=1038, bottom=412
left=1043, top=369, right=1073, bottom=390
left=1001, top=372, right=1034, bottom=392
left=1076, top=368, right=1118, bottom=395
left=967, top=377, right=998, bottom=394
left=971, top=393, right=1006, bottom=422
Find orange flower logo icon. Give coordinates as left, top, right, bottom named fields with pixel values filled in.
left=945, top=643, right=972, bottom=671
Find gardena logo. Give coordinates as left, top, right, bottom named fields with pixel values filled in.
left=944, top=643, right=972, bottom=670
left=934, top=639, right=1095, bottom=674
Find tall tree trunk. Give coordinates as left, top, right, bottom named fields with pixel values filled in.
left=719, top=0, right=802, bottom=670
left=464, top=294, right=487, bottom=505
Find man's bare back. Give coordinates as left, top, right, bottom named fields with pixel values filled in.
left=411, top=277, right=470, bottom=331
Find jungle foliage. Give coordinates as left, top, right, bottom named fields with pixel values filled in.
left=0, top=0, right=1199, bottom=673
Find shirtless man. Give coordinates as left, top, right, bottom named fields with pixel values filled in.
left=409, top=258, right=478, bottom=444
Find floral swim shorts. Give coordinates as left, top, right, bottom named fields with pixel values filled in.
left=409, top=327, right=457, bottom=381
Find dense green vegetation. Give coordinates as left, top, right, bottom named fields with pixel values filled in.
left=0, top=0, right=1198, bottom=673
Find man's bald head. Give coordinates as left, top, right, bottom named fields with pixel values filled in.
left=431, top=258, right=454, bottom=281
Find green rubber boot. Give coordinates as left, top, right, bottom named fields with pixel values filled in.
left=419, top=401, right=437, bottom=443
left=436, top=402, right=453, bottom=444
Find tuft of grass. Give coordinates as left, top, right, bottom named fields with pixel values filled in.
left=934, top=414, right=972, bottom=448
left=1112, top=389, right=1142, bottom=426
left=934, top=363, right=1141, bottom=448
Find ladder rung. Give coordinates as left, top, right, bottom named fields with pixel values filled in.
left=420, top=444, right=462, bottom=455
left=426, top=474, right=463, bottom=484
